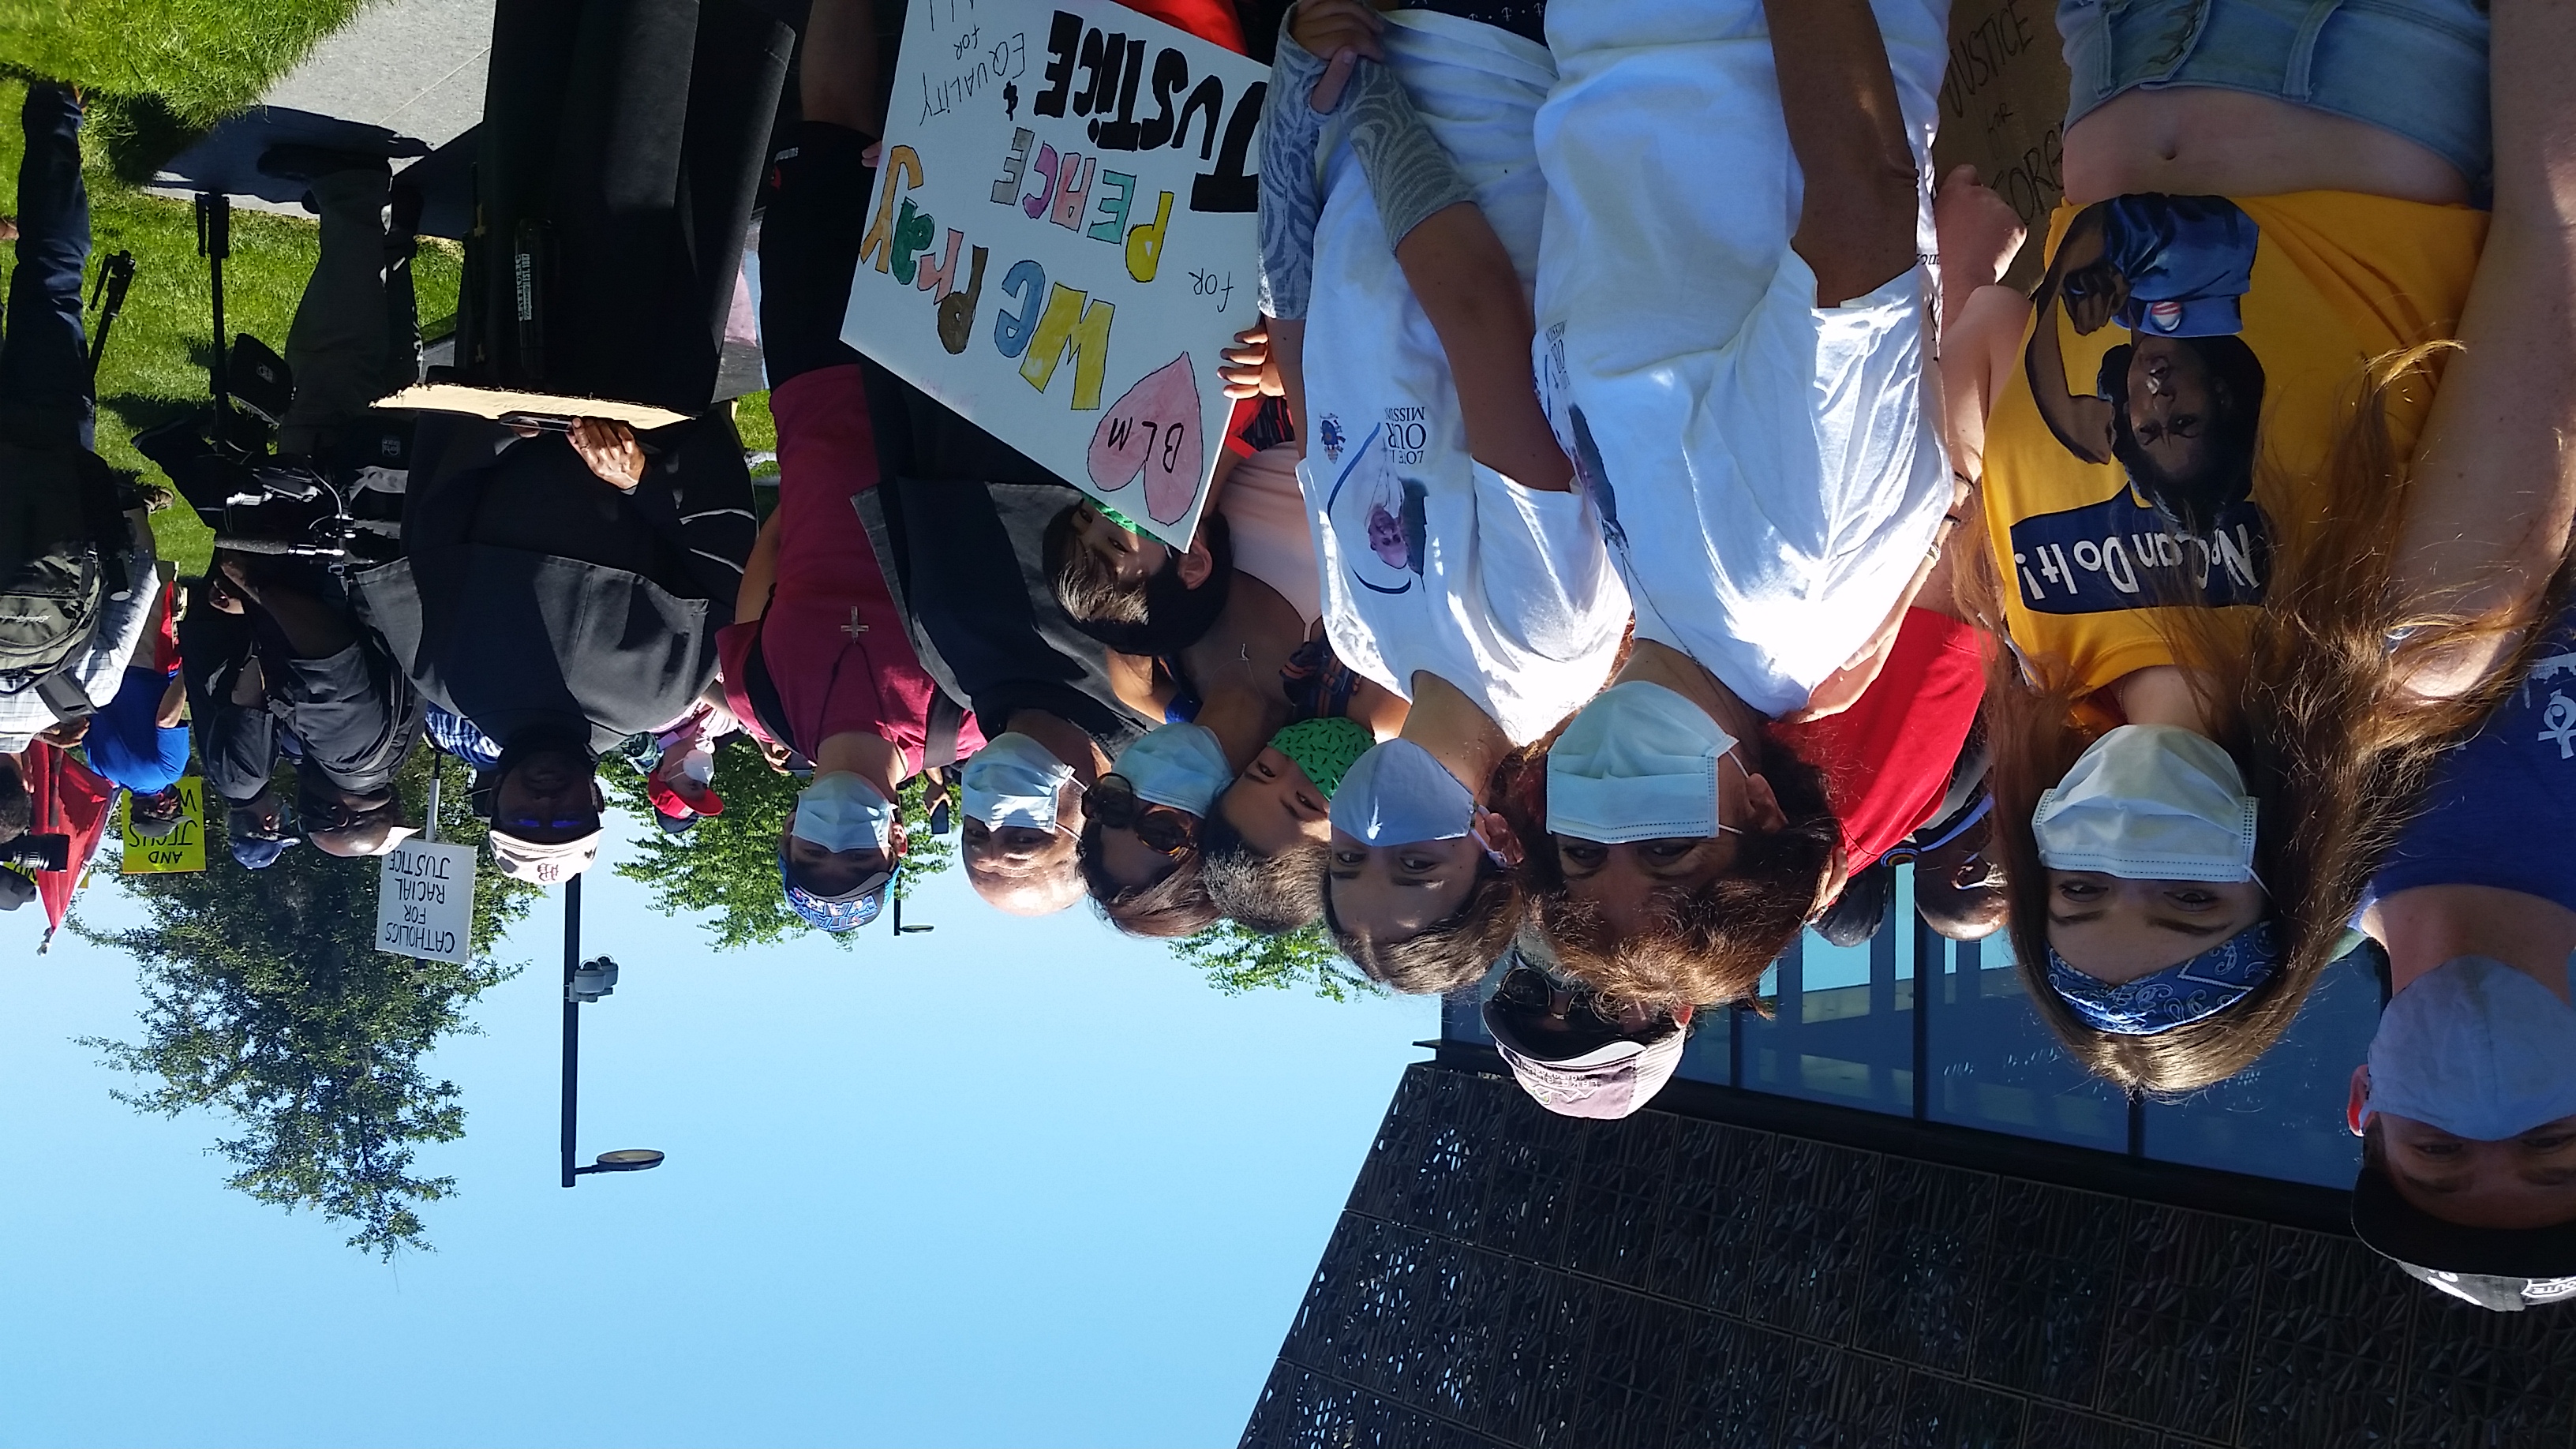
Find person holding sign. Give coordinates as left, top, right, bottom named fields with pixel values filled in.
left=775, top=0, right=1257, bottom=919
left=1940, top=0, right=2529, bottom=1092
left=722, top=0, right=998, bottom=932
left=1515, top=0, right=1961, bottom=1014
left=1254, top=2, right=1628, bottom=990
left=355, top=0, right=786, bottom=886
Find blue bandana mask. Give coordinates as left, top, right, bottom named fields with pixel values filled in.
left=2362, top=956, right=2576, bottom=1140
left=2045, top=919, right=2279, bottom=1035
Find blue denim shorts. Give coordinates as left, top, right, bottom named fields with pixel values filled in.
left=2057, top=0, right=2492, bottom=193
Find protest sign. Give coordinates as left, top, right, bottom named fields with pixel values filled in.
left=1929, top=0, right=2068, bottom=292
left=118, top=777, right=205, bottom=874
left=842, top=0, right=1267, bottom=550
left=376, top=839, right=477, bottom=965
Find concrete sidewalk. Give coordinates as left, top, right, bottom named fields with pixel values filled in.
left=146, top=0, right=493, bottom=221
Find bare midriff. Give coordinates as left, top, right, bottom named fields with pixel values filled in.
left=2063, top=88, right=2471, bottom=207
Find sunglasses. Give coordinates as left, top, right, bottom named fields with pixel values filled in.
left=502, top=814, right=592, bottom=833
left=307, top=800, right=390, bottom=833
left=1088, top=774, right=1196, bottom=856
left=1492, top=964, right=1680, bottom=1048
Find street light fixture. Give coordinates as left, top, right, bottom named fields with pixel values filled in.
left=576, top=1149, right=666, bottom=1175
left=892, top=893, right=934, bottom=935
left=560, top=874, right=665, bottom=1188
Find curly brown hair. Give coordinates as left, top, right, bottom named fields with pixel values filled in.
left=1524, top=731, right=1840, bottom=1012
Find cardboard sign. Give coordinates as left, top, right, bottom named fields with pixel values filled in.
left=118, top=777, right=206, bottom=874
left=374, top=383, right=691, bottom=433
left=376, top=839, right=477, bottom=964
left=842, top=0, right=1267, bottom=549
left=1928, top=0, right=2069, bottom=293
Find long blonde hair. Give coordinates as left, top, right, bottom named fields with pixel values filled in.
left=1973, top=343, right=2576, bottom=1093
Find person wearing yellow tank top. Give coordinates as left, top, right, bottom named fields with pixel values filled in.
left=1936, top=0, right=2562, bottom=1096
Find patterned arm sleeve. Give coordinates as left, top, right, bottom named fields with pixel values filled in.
left=1256, top=12, right=1335, bottom=321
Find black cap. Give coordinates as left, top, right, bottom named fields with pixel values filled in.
left=2353, top=1163, right=2576, bottom=1311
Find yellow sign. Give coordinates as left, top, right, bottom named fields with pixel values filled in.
left=119, top=777, right=208, bottom=874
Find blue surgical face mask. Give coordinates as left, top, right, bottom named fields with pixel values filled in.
left=2033, top=724, right=2258, bottom=882
left=1331, top=739, right=1476, bottom=846
left=2364, top=955, right=2576, bottom=1140
left=793, top=772, right=896, bottom=853
left=961, top=733, right=1076, bottom=833
left=1110, top=723, right=1231, bottom=817
left=1546, top=681, right=1741, bottom=844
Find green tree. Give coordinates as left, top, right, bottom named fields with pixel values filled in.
left=609, top=736, right=955, bottom=950
left=79, top=750, right=533, bottom=1258
left=1171, top=920, right=1375, bottom=1002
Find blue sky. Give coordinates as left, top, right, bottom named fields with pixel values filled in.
left=0, top=810, right=1431, bottom=1448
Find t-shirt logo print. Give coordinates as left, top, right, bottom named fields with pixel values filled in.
left=2029, top=194, right=2267, bottom=539
left=1321, top=423, right=1422, bottom=597
left=2540, top=691, right=2576, bottom=760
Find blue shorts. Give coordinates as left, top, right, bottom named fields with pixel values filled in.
left=2057, top=0, right=2492, bottom=194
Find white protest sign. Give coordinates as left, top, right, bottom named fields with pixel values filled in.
left=376, top=839, right=476, bottom=964
left=841, top=0, right=1267, bottom=550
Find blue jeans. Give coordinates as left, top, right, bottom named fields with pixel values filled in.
left=2057, top=0, right=2492, bottom=197
left=0, top=84, right=92, bottom=451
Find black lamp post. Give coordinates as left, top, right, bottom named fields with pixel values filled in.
left=892, top=891, right=934, bottom=935
left=560, top=873, right=665, bottom=1187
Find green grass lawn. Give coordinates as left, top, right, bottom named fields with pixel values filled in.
left=0, top=77, right=462, bottom=574
left=0, top=0, right=369, bottom=127
left=0, top=10, right=777, bottom=575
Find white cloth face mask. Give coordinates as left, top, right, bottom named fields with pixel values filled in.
left=960, top=732, right=1077, bottom=833
left=793, top=772, right=897, bottom=852
left=1546, top=681, right=1741, bottom=844
left=1110, top=723, right=1232, bottom=817
left=2033, top=724, right=2258, bottom=882
left=2364, top=955, right=2576, bottom=1140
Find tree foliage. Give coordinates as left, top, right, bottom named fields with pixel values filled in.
left=79, top=750, right=531, bottom=1258
left=608, top=736, right=955, bottom=951
left=1171, top=919, right=1375, bottom=1002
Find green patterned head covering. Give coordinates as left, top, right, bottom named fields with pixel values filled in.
left=1094, top=500, right=1149, bottom=535
left=1267, top=717, right=1373, bottom=799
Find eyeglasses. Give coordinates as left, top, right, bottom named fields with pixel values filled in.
left=1088, top=774, right=1196, bottom=856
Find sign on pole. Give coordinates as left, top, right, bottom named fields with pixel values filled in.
left=118, top=776, right=206, bottom=874
left=842, top=0, right=1267, bottom=550
left=376, top=838, right=477, bottom=964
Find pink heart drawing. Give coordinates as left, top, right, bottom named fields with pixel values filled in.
left=1087, top=354, right=1204, bottom=526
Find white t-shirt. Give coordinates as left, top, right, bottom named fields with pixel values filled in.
left=1531, top=0, right=1952, bottom=717
left=1217, top=444, right=1320, bottom=626
left=1300, top=10, right=1630, bottom=747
